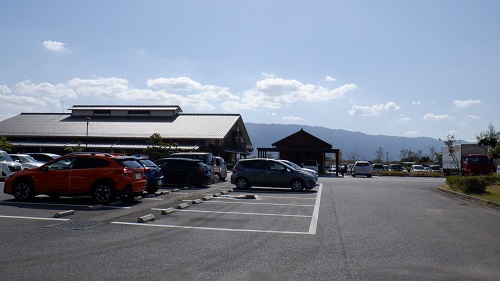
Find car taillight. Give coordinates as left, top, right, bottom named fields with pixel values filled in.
left=121, top=168, right=135, bottom=174
left=232, top=167, right=238, bottom=172
left=196, top=167, right=203, bottom=172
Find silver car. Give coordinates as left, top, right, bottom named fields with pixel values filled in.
left=279, top=159, right=318, bottom=181
left=230, top=158, right=318, bottom=191
left=9, top=154, right=44, bottom=169
left=352, top=160, right=372, bottom=177
left=0, top=150, right=22, bottom=181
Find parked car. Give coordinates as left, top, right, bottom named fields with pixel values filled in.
left=135, top=157, right=164, bottom=194
left=328, top=164, right=337, bottom=173
left=302, top=160, right=319, bottom=173
left=371, top=163, right=385, bottom=174
left=389, top=164, right=406, bottom=172
left=0, top=150, right=23, bottom=181
left=26, top=153, right=61, bottom=163
left=169, top=152, right=215, bottom=182
left=231, top=158, right=317, bottom=191
left=4, top=152, right=147, bottom=204
left=427, top=165, right=443, bottom=173
left=9, top=154, right=44, bottom=169
left=352, top=161, right=372, bottom=177
left=410, top=165, right=426, bottom=173
left=154, top=158, right=212, bottom=187
left=213, top=156, right=228, bottom=182
left=279, top=159, right=319, bottom=181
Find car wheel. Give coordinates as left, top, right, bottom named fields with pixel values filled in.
left=92, top=182, right=115, bottom=205
left=290, top=179, right=305, bottom=191
left=13, top=180, right=35, bottom=201
left=235, top=177, right=250, bottom=189
left=352, top=174, right=356, bottom=177
left=367, top=174, right=372, bottom=178
left=146, top=184, right=159, bottom=194
left=213, top=173, right=220, bottom=183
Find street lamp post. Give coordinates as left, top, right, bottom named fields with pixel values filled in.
left=86, top=117, right=91, bottom=149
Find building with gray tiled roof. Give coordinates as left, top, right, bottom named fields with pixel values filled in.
left=0, top=105, right=252, bottom=161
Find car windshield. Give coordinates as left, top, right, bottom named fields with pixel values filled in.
left=19, top=155, right=38, bottom=163
left=0, top=151, right=14, bottom=162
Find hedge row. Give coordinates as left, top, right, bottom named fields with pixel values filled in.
left=445, top=174, right=500, bottom=194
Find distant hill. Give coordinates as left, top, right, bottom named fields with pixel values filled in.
left=245, top=123, right=445, bottom=162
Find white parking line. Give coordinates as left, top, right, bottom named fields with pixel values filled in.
left=0, top=201, right=131, bottom=209
left=153, top=208, right=312, bottom=218
left=202, top=201, right=314, bottom=207
left=0, top=215, right=70, bottom=221
left=308, top=183, right=322, bottom=234
left=111, top=221, right=311, bottom=235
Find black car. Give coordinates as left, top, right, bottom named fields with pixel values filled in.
left=153, top=158, right=212, bottom=187
left=136, top=158, right=164, bottom=193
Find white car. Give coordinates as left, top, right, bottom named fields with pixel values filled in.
left=0, top=150, right=22, bottom=181
left=302, top=160, right=319, bottom=173
left=9, top=154, right=44, bottom=169
left=279, top=160, right=319, bottom=181
left=410, top=165, right=426, bottom=173
left=352, top=160, right=372, bottom=177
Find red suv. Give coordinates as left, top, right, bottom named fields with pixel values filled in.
left=4, top=153, right=147, bottom=204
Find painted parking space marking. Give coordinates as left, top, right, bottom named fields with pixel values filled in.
left=0, top=215, right=70, bottom=221
left=0, top=201, right=131, bottom=209
left=153, top=208, right=312, bottom=218
left=201, top=201, right=315, bottom=207
left=114, top=184, right=324, bottom=235
left=111, top=221, right=311, bottom=235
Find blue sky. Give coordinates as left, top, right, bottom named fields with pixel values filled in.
left=1, top=0, right=498, bottom=142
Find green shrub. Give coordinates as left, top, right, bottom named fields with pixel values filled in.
left=445, top=175, right=498, bottom=194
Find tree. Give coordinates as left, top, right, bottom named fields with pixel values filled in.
left=143, top=133, right=178, bottom=160
left=443, top=134, right=460, bottom=174
left=0, top=136, right=13, bottom=152
left=373, top=147, right=384, bottom=162
left=64, top=141, right=84, bottom=153
left=476, top=122, right=500, bottom=159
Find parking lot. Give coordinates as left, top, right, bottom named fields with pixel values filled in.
left=0, top=180, right=322, bottom=234
left=2, top=176, right=500, bottom=280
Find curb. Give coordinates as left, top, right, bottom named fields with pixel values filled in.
left=436, top=187, right=500, bottom=210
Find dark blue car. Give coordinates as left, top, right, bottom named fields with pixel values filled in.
left=136, top=158, right=164, bottom=193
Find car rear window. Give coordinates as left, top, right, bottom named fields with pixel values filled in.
left=117, top=159, right=143, bottom=168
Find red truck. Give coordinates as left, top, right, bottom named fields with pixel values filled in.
left=442, top=144, right=494, bottom=176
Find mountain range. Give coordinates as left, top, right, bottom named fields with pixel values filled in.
left=245, top=123, right=446, bottom=162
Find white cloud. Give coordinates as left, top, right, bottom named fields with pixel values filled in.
left=404, top=130, right=419, bottom=137
left=423, top=113, right=451, bottom=120
left=453, top=99, right=482, bottom=108
left=42, top=40, right=70, bottom=53
left=324, top=76, right=336, bottom=82
left=466, top=115, right=479, bottom=120
left=348, top=102, right=400, bottom=116
left=411, top=101, right=421, bottom=105
left=15, top=80, right=77, bottom=99
left=283, top=116, right=305, bottom=121
left=0, top=85, right=11, bottom=94
left=261, top=73, right=275, bottom=78
left=221, top=77, right=357, bottom=112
